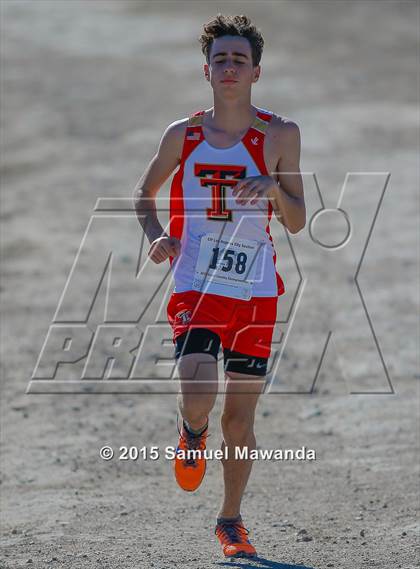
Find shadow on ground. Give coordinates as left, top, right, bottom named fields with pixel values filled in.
left=216, top=556, right=315, bottom=569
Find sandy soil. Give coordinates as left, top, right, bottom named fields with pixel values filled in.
left=1, top=1, right=419, bottom=568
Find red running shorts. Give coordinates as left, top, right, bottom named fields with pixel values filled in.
left=167, top=290, right=278, bottom=359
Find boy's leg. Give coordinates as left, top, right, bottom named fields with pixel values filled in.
left=176, top=351, right=219, bottom=430
left=173, top=331, right=221, bottom=492
left=218, top=371, right=266, bottom=518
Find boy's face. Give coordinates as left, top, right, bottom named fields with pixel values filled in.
left=204, top=35, right=260, bottom=95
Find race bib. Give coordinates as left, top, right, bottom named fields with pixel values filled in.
left=192, top=233, right=264, bottom=300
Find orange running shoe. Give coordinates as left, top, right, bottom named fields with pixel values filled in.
left=174, top=416, right=209, bottom=492
left=215, top=519, right=257, bottom=559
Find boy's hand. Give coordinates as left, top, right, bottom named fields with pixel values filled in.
left=232, top=175, right=277, bottom=205
left=148, top=235, right=181, bottom=264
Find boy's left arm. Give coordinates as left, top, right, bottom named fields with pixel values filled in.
left=232, top=120, right=306, bottom=233
left=267, top=121, right=306, bottom=234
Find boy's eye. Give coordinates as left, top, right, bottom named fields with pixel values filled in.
left=215, top=60, right=244, bottom=65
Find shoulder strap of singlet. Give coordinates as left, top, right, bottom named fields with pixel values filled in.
left=188, top=110, right=205, bottom=127
left=179, top=111, right=205, bottom=162
left=242, top=108, right=273, bottom=175
left=250, top=109, right=273, bottom=134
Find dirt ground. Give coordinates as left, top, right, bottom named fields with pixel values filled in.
left=1, top=1, right=419, bottom=568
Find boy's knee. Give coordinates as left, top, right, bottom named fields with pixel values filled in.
left=178, top=393, right=212, bottom=425
left=221, top=412, right=254, bottom=443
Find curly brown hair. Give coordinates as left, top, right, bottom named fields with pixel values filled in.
left=199, top=14, right=264, bottom=67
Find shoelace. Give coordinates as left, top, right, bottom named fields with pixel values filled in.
left=176, top=413, right=210, bottom=466
left=216, top=521, right=250, bottom=544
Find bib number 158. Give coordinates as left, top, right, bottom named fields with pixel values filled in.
left=209, top=247, right=248, bottom=275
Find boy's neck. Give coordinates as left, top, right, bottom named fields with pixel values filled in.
left=206, top=97, right=257, bottom=134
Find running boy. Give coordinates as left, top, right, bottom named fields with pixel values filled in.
left=134, top=14, right=305, bottom=559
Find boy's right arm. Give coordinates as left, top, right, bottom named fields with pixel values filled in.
left=133, top=119, right=187, bottom=263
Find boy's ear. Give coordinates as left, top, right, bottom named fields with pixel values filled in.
left=204, top=63, right=210, bottom=81
left=253, top=65, right=261, bottom=83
